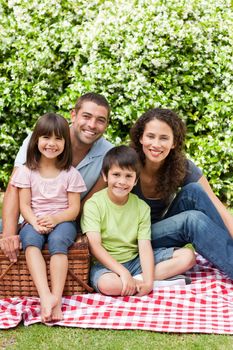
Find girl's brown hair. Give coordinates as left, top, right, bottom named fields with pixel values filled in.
left=26, top=113, right=72, bottom=170
left=130, top=108, right=187, bottom=201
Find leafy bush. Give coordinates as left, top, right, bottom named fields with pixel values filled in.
left=1, top=0, right=233, bottom=205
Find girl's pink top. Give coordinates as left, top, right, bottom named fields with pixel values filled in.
left=10, top=165, right=87, bottom=218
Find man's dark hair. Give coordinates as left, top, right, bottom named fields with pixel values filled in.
left=74, top=92, right=111, bottom=119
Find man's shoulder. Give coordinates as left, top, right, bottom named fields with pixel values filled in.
left=14, top=133, right=32, bottom=167
left=90, top=137, right=114, bottom=156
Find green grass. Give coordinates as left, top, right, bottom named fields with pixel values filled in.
left=0, top=195, right=233, bottom=348
left=1, top=325, right=233, bottom=350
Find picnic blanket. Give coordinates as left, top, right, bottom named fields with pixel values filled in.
left=1, top=254, right=233, bottom=333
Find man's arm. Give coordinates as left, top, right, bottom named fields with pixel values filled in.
left=1, top=167, right=20, bottom=262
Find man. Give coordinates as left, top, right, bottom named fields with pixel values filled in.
left=1, top=92, right=113, bottom=262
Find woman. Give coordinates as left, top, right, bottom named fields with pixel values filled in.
left=130, top=108, right=233, bottom=279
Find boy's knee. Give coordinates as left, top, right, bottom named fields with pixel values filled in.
left=97, top=273, right=121, bottom=295
left=183, top=248, right=196, bottom=269
left=174, top=247, right=196, bottom=270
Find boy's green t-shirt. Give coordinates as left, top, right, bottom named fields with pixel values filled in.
left=81, top=188, right=151, bottom=263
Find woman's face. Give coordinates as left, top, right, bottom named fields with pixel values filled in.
left=139, top=118, right=175, bottom=165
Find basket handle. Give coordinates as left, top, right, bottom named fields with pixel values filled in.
left=68, top=269, right=94, bottom=293
left=0, top=262, right=15, bottom=280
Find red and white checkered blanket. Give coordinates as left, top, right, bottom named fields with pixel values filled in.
left=1, top=255, right=233, bottom=333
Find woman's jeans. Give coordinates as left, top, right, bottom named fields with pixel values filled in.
left=151, top=183, right=233, bottom=279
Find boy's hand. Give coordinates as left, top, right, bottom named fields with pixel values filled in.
left=135, top=281, right=153, bottom=296
left=120, top=271, right=137, bottom=296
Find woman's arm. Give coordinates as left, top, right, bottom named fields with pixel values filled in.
left=87, top=231, right=136, bottom=296
left=198, top=175, right=233, bottom=237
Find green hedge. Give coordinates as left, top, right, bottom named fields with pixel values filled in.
left=1, top=0, right=233, bottom=205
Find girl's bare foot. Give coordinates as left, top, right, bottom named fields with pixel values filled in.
left=40, top=293, right=58, bottom=323
left=51, top=301, right=64, bottom=322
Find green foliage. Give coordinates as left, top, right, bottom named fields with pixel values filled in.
left=0, top=0, right=233, bottom=204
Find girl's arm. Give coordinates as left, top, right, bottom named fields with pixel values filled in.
left=86, top=231, right=137, bottom=296
left=198, top=175, right=233, bottom=237
left=37, top=192, right=80, bottom=227
left=137, top=239, right=154, bottom=296
left=19, top=188, right=49, bottom=234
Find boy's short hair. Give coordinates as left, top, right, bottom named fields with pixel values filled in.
left=102, top=145, right=141, bottom=178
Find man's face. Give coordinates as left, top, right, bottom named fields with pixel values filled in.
left=71, top=101, right=109, bottom=145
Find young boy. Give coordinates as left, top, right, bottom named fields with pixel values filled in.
left=81, top=145, right=196, bottom=296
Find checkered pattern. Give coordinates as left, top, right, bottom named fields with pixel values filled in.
left=1, top=254, right=233, bottom=333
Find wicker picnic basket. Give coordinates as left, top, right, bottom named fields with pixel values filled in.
left=0, top=234, right=93, bottom=298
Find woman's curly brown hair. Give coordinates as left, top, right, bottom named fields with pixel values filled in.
left=130, top=108, right=187, bottom=202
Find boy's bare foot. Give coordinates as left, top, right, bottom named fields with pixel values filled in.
left=51, top=301, right=64, bottom=322
left=40, top=293, right=58, bottom=323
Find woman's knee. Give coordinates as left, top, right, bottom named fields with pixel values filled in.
left=182, top=182, right=203, bottom=194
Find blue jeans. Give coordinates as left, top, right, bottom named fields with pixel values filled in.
left=90, top=247, right=175, bottom=292
left=151, top=183, right=233, bottom=278
left=20, top=221, right=78, bottom=255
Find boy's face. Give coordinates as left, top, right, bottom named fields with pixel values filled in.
left=103, top=164, right=137, bottom=204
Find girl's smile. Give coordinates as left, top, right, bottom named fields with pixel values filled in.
left=38, top=133, right=65, bottom=160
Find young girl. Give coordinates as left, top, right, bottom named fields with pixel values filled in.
left=130, top=108, right=233, bottom=279
left=10, top=113, right=86, bottom=323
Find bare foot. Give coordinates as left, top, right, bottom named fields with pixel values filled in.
left=51, top=301, right=64, bottom=322
left=40, top=293, right=58, bottom=323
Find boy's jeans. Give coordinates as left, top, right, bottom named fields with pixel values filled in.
left=151, top=183, right=233, bottom=279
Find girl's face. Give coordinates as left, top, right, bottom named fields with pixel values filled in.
left=38, top=133, right=65, bottom=160
left=140, top=118, right=175, bottom=165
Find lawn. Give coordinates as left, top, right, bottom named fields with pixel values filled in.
left=1, top=195, right=233, bottom=349
left=1, top=325, right=233, bottom=350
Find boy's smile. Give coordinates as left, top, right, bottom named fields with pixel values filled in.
left=103, top=164, right=137, bottom=205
